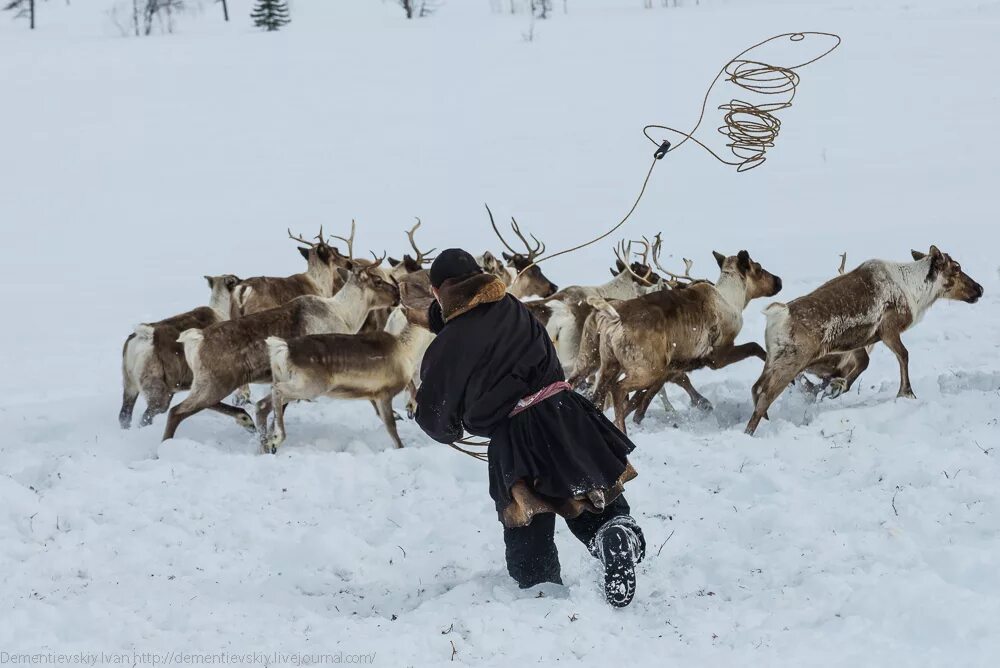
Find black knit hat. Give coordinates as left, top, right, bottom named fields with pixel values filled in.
left=429, top=248, right=483, bottom=288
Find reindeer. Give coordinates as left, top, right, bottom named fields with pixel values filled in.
left=486, top=206, right=558, bottom=299
left=231, top=227, right=349, bottom=317
left=161, top=259, right=400, bottom=441
left=745, top=246, right=983, bottom=435
left=119, top=274, right=242, bottom=429
left=590, top=250, right=782, bottom=432
left=260, top=272, right=436, bottom=453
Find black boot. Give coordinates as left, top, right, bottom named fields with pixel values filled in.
left=592, top=516, right=645, bottom=608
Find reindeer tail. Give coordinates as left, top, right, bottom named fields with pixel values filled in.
left=587, top=296, right=621, bottom=324
left=177, top=328, right=205, bottom=371
left=762, top=302, right=789, bottom=318
left=266, top=337, right=291, bottom=383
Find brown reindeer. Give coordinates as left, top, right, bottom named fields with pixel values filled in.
left=745, top=246, right=983, bottom=435
left=260, top=272, right=436, bottom=453
left=161, top=259, right=400, bottom=441
left=119, top=274, right=242, bottom=429
left=231, top=227, right=349, bottom=317
left=590, top=250, right=782, bottom=432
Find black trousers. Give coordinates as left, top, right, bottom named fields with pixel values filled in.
left=502, top=495, right=643, bottom=588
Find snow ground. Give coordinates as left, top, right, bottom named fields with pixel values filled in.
left=1, top=0, right=999, bottom=664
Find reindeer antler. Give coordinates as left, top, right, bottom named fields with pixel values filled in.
left=368, top=250, right=387, bottom=268
left=330, top=220, right=356, bottom=259
left=406, top=217, right=436, bottom=265
left=484, top=204, right=546, bottom=262
left=288, top=228, right=319, bottom=247
left=838, top=252, right=847, bottom=275
left=509, top=217, right=545, bottom=261
left=650, top=233, right=700, bottom=287
left=613, top=239, right=654, bottom=286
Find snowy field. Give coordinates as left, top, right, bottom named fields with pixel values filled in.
left=2, top=0, right=999, bottom=664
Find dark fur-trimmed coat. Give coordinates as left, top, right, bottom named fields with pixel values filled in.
left=415, top=273, right=638, bottom=528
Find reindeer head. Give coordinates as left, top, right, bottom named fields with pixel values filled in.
left=204, top=274, right=242, bottom=293
left=343, top=253, right=401, bottom=310
left=713, top=250, right=782, bottom=299
left=288, top=227, right=347, bottom=291
left=479, top=251, right=513, bottom=287
left=911, top=246, right=983, bottom=304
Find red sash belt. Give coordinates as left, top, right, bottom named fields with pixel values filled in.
left=509, top=381, right=572, bottom=417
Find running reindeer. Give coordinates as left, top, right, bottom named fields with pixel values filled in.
left=119, top=274, right=242, bottom=429
left=590, top=248, right=783, bottom=432
left=161, top=256, right=400, bottom=441
left=260, top=271, right=436, bottom=453
left=745, top=246, right=983, bottom=435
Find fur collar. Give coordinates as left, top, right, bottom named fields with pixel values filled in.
left=437, top=273, right=507, bottom=322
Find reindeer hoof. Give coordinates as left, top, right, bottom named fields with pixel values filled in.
left=824, top=378, right=849, bottom=400
left=897, top=390, right=916, bottom=400
left=235, top=413, right=256, bottom=433
left=693, top=398, right=713, bottom=412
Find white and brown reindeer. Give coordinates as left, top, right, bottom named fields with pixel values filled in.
left=589, top=249, right=783, bottom=432
left=260, top=272, right=436, bottom=453
left=161, top=258, right=401, bottom=441
left=745, top=246, right=983, bottom=435
left=119, top=274, right=243, bottom=429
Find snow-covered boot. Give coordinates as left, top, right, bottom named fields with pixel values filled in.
left=592, top=516, right=645, bottom=608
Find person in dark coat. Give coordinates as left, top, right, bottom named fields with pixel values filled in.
left=415, top=248, right=646, bottom=607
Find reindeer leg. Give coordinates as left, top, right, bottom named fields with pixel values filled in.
left=375, top=396, right=404, bottom=449
left=707, top=342, right=767, bottom=370
left=840, top=348, right=871, bottom=393
left=746, top=356, right=804, bottom=435
left=670, top=373, right=713, bottom=411
left=266, top=388, right=288, bottom=454
left=881, top=331, right=914, bottom=399
left=119, top=386, right=140, bottom=430
left=254, top=395, right=274, bottom=444
left=162, top=392, right=213, bottom=441
left=139, top=387, right=173, bottom=428
left=657, top=387, right=676, bottom=413
left=233, top=384, right=252, bottom=406
left=405, top=380, right=419, bottom=419
left=205, top=402, right=256, bottom=433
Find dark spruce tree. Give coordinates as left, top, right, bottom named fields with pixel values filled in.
left=251, top=0, right=289, bottom=31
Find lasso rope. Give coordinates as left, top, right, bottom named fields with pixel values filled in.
left=508, top=31, right=841, bottom=274
left=453, top=32, right=841, bottom=461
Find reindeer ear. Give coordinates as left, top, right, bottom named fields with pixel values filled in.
left=614, top=259, right=626, bottom=274
left=388, top=256, right=401, bottom=267
left=910, top=250, right=926, bottom=261
left=929, top=245, right=943, bottom=261
left=225, top=275, right=241, bottom=288
left=317, top=244, right=333, bottom=263
left=298, top=247, right=311, bottom=261
left=713, top=251, right=726, bottom=268
left=403, top=255, right=421, bottom=273
left=736, top=250, right=752, bottom=274
left=502, top=252, right=513, bottom=263
left=204, top=275, right=214, bottom=287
